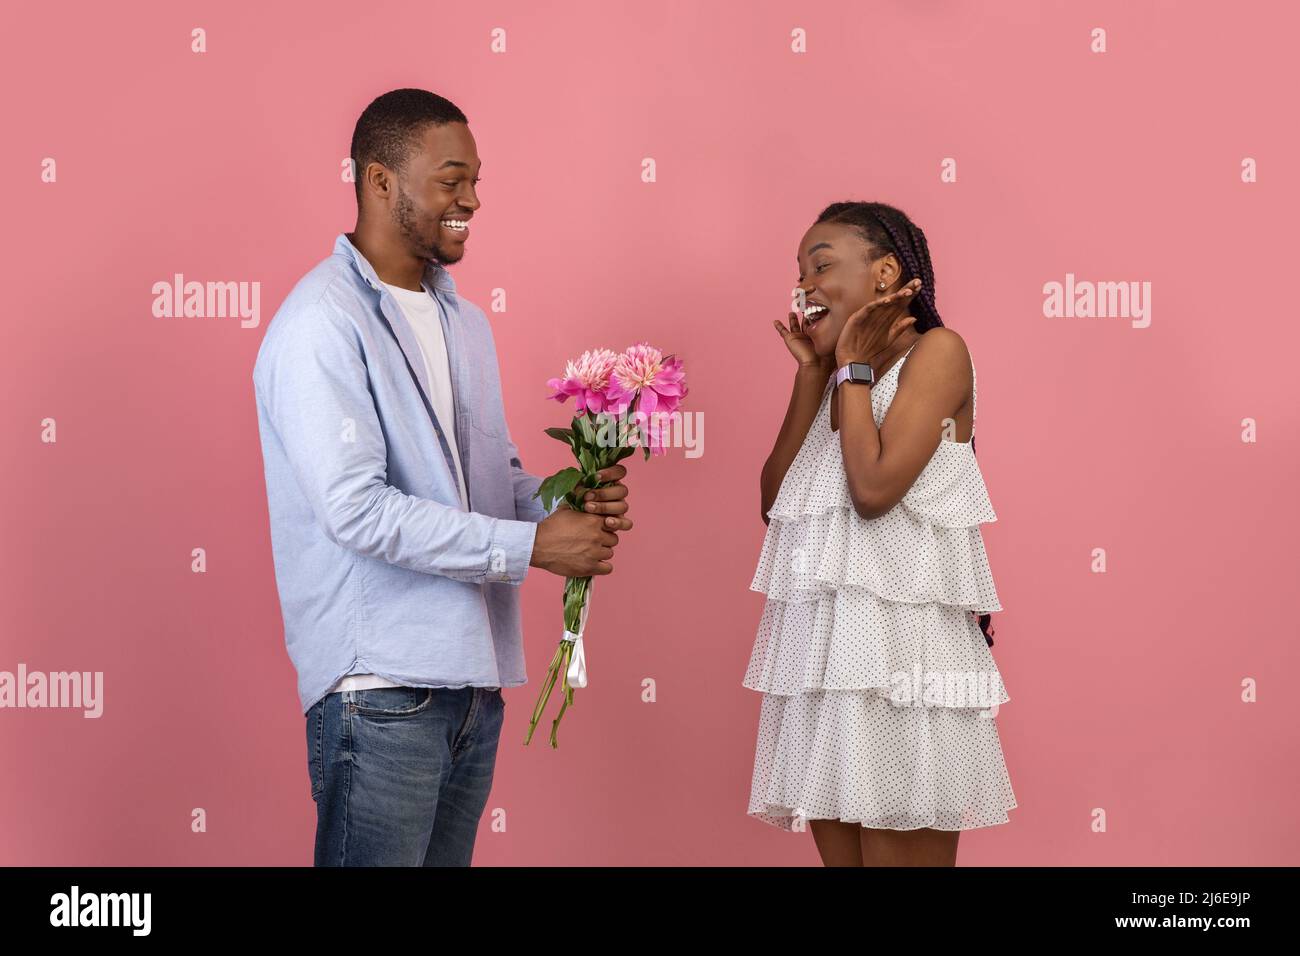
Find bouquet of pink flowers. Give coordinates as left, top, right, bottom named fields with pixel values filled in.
left=524, top=343, right=688, bottom=748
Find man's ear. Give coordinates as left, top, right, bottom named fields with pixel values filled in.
left=363, top=162, right=393, bottom=203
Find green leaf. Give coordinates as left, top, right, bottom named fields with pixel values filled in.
left=551, top=468, right=582, bottom=500
left=574, top=413, right=596, bottom=446
left=544, top=427, right=576, bottom=451
left=589, top=414, right=614, bottom=455
left=535, top=466, right=583, bottom=511
left=595, top=442, right=618, bottom=470
left=533, top=474, right=553, bottom=505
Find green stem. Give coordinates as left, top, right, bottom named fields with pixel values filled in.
left=524, top=433, right=614, bottom=747
left=550, top=681, right=574, bottom=749
left=543, top=641, right=572, bottom=748
left=524, top=642, right=566, bottom=745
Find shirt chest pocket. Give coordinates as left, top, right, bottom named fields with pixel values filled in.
left=465, top=371, right=508, bottom=439
left=463, top=423, right=515, bottom=518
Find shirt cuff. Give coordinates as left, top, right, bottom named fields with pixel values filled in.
left=487, top=517, right=538, bottom=585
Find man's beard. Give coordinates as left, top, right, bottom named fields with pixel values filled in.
left=393, top=184, right=462, bottom=266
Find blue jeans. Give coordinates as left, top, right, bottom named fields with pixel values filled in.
left=306, top=685, right=505, bottom=866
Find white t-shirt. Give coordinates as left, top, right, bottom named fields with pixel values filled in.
left=329, top=281, right=469, bottom=696
left=384, top=282, right=469, bottom=510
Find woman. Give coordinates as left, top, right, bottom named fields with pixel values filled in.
left=745, top=201, right=1016, bottom=866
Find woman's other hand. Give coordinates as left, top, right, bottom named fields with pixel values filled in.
left=774, top=311, right=831, bottom=370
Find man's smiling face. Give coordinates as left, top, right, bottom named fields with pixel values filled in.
left=391, top=121, right=482, bottom=266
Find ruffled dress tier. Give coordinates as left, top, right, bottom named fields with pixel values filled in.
left=745, top=343, right=1017, bottom=831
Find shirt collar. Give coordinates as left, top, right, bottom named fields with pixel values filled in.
left=333, top=232, right=456, bottom=295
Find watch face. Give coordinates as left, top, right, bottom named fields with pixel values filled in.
left=836, top=363, right=874, bottom=386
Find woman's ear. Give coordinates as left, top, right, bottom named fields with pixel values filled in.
left=876, top=252, right=904, bottom=289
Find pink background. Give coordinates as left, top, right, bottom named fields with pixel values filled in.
left=3, top=0, right=1298, bottom=866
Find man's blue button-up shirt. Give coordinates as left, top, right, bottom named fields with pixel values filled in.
left=253, top=233, right=557, bottom=714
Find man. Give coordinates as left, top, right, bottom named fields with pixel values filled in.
left=252, top=88, right=631, bottom=866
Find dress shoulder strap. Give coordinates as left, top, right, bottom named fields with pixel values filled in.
left=883, top=341, right=920, bottom=381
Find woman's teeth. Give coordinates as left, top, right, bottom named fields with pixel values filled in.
left=803, top=304, right=827, bottom=326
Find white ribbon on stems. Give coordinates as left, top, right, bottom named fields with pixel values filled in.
left=563, top=587, right=591, bottom=689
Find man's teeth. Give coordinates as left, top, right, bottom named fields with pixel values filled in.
left=441, top=220, right=468, bottom=231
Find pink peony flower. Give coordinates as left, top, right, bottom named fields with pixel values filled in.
left=605, top=343, right=688, bottom=417
left=605, top=343, right=689, bottom=456
left=546, top=348, right=620, bottom=414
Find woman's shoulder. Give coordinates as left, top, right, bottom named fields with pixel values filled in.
left=890, top=326, right=975, bottom=430
left=907, top=326, right=972, bottom=370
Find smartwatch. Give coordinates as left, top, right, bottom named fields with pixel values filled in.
left=833, top=362, right=875, bottom=389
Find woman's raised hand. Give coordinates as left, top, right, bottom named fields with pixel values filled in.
left=834, top=278, right=922, bottom=367
left=773, top=311, right=825, bottom=368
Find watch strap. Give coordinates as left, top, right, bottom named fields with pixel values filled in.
left=834, top=362, right=875, bottom=388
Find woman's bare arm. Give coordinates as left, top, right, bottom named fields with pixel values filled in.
left=837, top=328, right=971, bottom=520
left=760, top=360, right=833, bottom=523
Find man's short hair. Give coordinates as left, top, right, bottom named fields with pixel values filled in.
left=350, top=89, right=468, bottom=202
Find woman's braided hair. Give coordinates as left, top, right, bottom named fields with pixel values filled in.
left=814, top=201, right=996, bottom=648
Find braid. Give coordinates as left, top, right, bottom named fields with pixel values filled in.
left=814, top=200, right=996, bottom=649
left=874, top=207, right=944, bottom=334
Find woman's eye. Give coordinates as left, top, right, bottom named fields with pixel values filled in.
left=815, top=263, right=830, bottom=273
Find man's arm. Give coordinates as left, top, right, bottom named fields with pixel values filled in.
left=254, top=306, right=536, bottom=585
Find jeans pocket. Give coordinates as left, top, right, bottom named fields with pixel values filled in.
left=350, top=686, right=435, bottom=718
left=306, top=702, right=324, bottom=801
left=491, top=690, right=506, bottom=734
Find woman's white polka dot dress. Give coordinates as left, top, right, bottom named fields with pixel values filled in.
left=745, top=341, right=1017, bottom=831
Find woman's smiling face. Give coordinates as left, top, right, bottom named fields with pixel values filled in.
left=795, top=221, right=897, bottom=357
